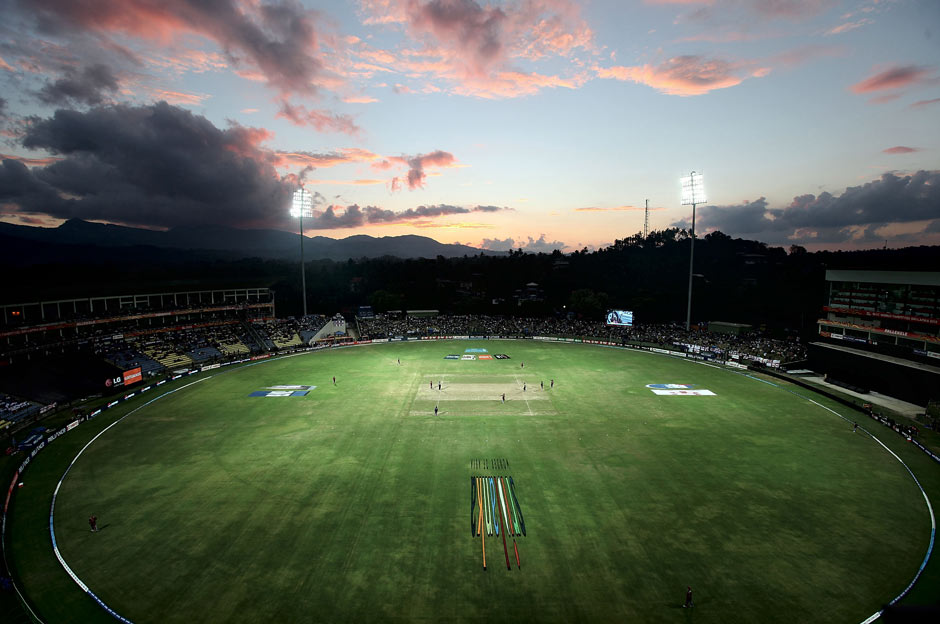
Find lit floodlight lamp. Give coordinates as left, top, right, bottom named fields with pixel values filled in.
left=291, top=188, right=314, bottom=218
left=680, top=171, right=707, bottom=331
left=680, top=172, right=706, bottom=206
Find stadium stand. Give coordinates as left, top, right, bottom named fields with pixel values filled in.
left=814, top=270, right=940, bottom=405
left=0, top=288, right=276, bottom=406
left=356, top=313, right=806, bottom=366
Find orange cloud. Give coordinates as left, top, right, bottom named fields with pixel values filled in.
left=0, top=153, right=64, bottom=166
left=306, top=178, right=385, bottom=186
left=574, top=205, right=648, bottom=212
left=597, top=56, right=763, bottom=96
left=273, top=148, right=381, bottom=169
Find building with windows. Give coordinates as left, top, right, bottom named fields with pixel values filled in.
left=818, top=270, right=939, bottom=359
left=812, top=270, right=939, bottom=406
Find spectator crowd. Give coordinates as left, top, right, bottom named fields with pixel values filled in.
left=357, top=314, right=806, bottom=364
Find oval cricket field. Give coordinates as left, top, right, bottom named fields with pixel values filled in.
left=8, top=340, right=934, bottom=623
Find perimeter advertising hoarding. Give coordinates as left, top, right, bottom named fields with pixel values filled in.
left=606, top=310, right=633, bottom=327
left=123, top=367, right=142, bottom=386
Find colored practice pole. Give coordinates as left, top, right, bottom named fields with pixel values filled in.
left=497, top=484, right=511, bottom=570
left=471, top=477, right=476, bottom=537
left=490, top=478, right=499, bottom=536
left=498, top=477, right=514, bottom=537
left=513, top=539, right=521, bottom=569
left=478, top=489, right=484, bottom=537
left=500, top=477, right=519, bottom=536
left=508, top=476, right=526, bottom=537
left=477, top=478, right=486, bottom=570
left=483, top=477, right=492, bottom=535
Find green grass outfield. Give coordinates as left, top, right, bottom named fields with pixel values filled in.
left=5, top=340, right=937, bottom=623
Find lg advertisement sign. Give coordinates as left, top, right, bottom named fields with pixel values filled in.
left=104, top=367, right=142, bottom=388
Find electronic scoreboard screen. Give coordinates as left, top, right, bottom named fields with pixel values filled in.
left=606, top=310, right=633, bottom=327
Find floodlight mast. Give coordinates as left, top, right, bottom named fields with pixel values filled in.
left=291, top=188, right=313, bottom=317
left=680, top=172, right=706, bottom=331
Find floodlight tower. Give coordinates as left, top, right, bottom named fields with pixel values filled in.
left=644, top=199, right=649, bottom=240
left=291, top=187, right=314, bottom=317
left=680, top=172, right=706, bottom=331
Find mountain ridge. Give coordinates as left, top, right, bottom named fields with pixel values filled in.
left=0, top=219, right=502, bottom=263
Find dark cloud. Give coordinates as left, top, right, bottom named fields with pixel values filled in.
left=15, top=0, right=323, bottom=95
left=3, top=101, right=292, bottom=228
left=681, top=198, right=775, bottom=234
left=37, top=64, right=120, bottom=106
left=672, top=171, right=940, bottom=245
left=304, top=203, right=507, bottom=229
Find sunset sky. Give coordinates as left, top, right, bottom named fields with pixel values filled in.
left=1, top=0, right=938, bottom=252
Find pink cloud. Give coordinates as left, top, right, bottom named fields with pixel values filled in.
left=869, top=93, right=900, bottom=104
left=276, top=100, right=360, bottom=135
left=359, top=0, right=594, bottom=98
left=825, top=18, right=873, bottom=36
left=850, top=65, right=932, bottom=94
left=454, top=69, right=586, bottom=98
left=771, top=44, right=844, bottom=68
left=342, top=95, right=380, bottom=103
left=389, top=150, right=458, bottom=190
left=753, top=0, right=834, bottom=19
left=643, top=0, right=713, bottom=5
left=912, top=98, right=940, bottom=108
left=0, top=56, right=14, bottom=72
left=882, top=146, right=920, bottom=154
left=149, top=88, right=210, bottom=106
left=597, top=56, right=764, bottom=96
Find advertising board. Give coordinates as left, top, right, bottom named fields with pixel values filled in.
left=123, top=367, right=142, bottom=386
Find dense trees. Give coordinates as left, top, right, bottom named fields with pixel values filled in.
left=5, top=231, right=938, bottom=337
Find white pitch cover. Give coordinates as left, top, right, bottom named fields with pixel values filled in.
left=650, top=389, right=716, bottom=396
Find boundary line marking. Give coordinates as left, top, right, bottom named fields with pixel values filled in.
left=35, top=339, right=936, bottom=624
